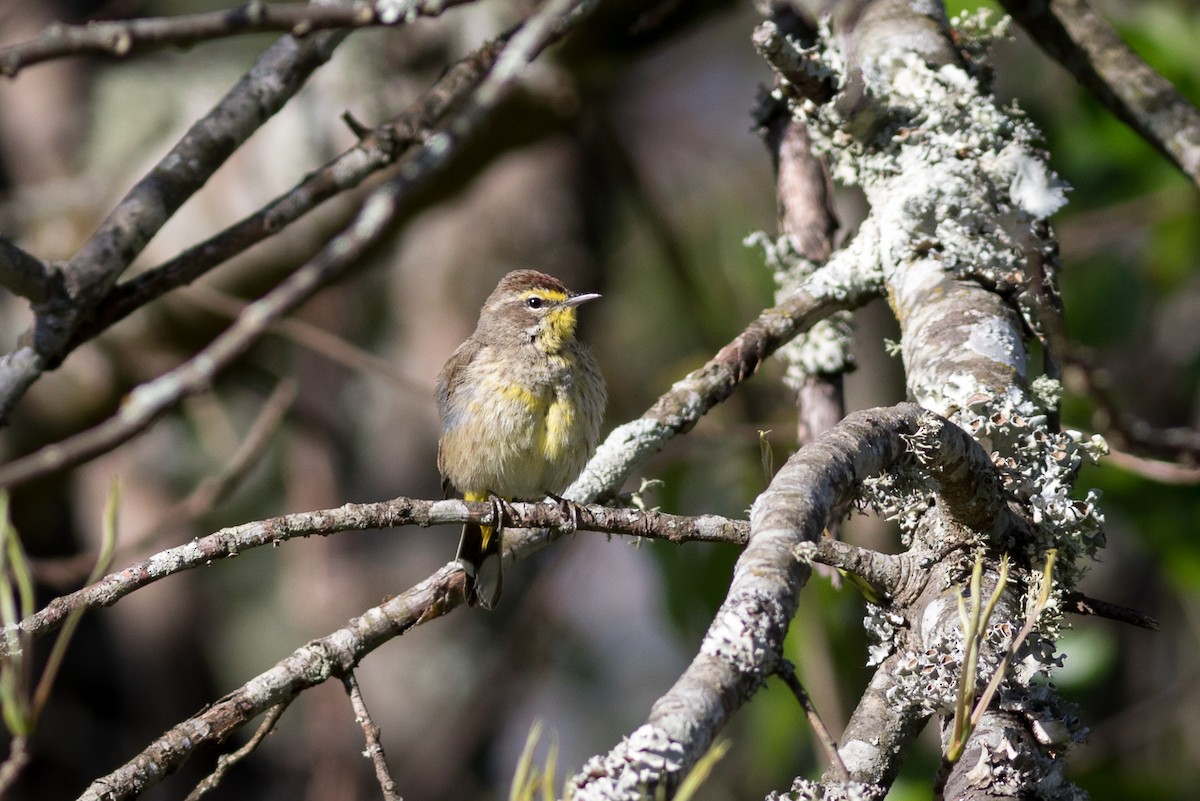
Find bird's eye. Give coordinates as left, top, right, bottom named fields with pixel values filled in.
left=526, top=296, right=544, bottom=309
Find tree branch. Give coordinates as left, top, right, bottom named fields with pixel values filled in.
left=559, top=244, right=882, bottom=513
left=0, top=26, right=348, bottom=423
left=751, top=3, right=1100, bottom=797
left=342, top=673, right=402, bottom=801
left=999, top=0, right=1200, bottom=189
left=0, top=177, right=401, bottom=488
left=75, top=563, right=461, bottom=801
left=0, top=0, right=474, bottom=77
left=0, top=238, right=58, bottom=304
left=1064, top=349, right=1200, bottom=464
left=567, top=404, right=948, bottom=799
left=9, top=498, right=747, bottom=649
left=183, top=703, right=290, bottom=801
left=69, top=30, right=509, bottom=350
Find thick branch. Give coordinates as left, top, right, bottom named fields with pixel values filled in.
left=1000, top=0, right=1200, bottom=189
left=825, top=650, right=929, bottom=791
left=568, top=404, right=935, bottom=799
left=0, top=0, right=473, bottom=77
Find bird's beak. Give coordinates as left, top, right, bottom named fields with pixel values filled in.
left=563, top=292, right=600, bottom=307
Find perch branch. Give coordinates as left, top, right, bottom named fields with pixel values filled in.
left=0, top=0, right=594, bottom=487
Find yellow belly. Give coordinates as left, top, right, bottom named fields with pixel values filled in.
left=441, top=377, right=586, bottom=500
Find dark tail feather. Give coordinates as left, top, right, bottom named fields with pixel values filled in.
left=455, top=522, right=502, bottom=609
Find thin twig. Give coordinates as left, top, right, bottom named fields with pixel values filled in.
left=342, top=673, right=403, bottom=801
left=1063, top=351, right=1200, bottom=464
left=1102, top=448, right=1200, bottom=486
left=180, top=287, right=431, bottom=399
left=73, top=32, right=509, bottom=349
left=775, top=660, right=849, bottom=783
left=31, top=378, right=298, bottom=589
left=1065, top=590, right=1158, bottom=631
left=0, top=0, right=475, bottom=77
left=183, top=702, right=290, bottom=801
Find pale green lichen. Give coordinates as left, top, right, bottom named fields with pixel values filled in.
left=767, top=778, right=884, bottom=801
left=747, top=231, right=857, bottom=383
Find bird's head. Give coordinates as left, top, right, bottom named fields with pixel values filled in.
left=479, top=270, right=599, bottom=353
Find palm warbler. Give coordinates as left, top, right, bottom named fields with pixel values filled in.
left=437, top=270, right=606, bottom=608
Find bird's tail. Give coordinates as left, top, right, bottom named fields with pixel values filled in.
left=455, top=492, right=503, bottom=609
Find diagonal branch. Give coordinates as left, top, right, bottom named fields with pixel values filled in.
left=0, top=176, right=401, bottom=489
left=0, top=27, right=348, bottom=423
left=557, top=236, right=883, bottom=513
left=74, top=562, right=461, bottom=801
left=0, top=238, right=58, bottom=304
left=0, top=0, right=473, bottom=77
left=566, top=404, right=944, bottom=799
left=999, top=0, right=1200, bottom=189
left=69, top=31, right=509, bottom=350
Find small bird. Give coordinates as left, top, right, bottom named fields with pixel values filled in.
left=436, top=270, right=606, bottom=608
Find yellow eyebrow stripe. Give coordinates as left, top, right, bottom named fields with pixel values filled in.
left=521, top=288, right=568, bottom=303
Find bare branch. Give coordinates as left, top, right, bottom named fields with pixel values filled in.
left=0, top=238, right=57, bottom=304
left=183, top=703, right=290, bottom=801
left=999, top=0, right=1200, bottom=189
left=10, top=498, right=747, bottom=649
left=75, top=563, right=461, bottom=801
left=72, top=31, right=509, bottom=349
left=0, top=178, right=401, bottom=488
left=0, top=27, right=348, bottom=423
left=342, top=673, right=402, bottom=801
left=0, top=1, right=474, bottom=77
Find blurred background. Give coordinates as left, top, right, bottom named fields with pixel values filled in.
left=0, top=0, right=1197, bottom=799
